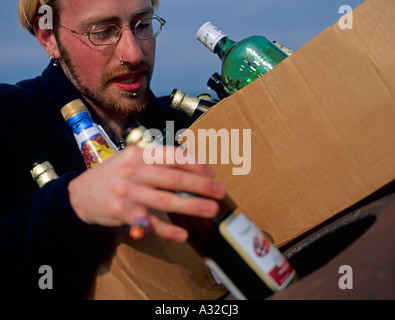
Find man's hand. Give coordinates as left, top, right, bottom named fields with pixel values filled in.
left=68, top=145, right=226, bottom=242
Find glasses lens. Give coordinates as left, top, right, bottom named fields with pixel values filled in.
left=135, top=18, right=162, bottom=40
left=89, top=25, right=119, bottom=45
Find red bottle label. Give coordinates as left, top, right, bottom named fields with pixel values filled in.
left=80, top=134, right=118, bottom=168
left=219, top=211, right=295, bottom=291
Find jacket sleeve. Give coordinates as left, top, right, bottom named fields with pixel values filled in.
left=0, top=86, right=119, bottom=299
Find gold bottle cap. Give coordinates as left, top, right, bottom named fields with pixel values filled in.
left=61, top=99, right=90, bottom=121
left=170, top=89, right=199, bottom=117
left=31, top=161, right=59, bottom=188
left=124, top=124, right=159, bottom=148
left=124, top=126, right=150, bottom=148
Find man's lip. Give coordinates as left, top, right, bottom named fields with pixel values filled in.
left=110, top=71, right=145, bottom=92
left=110, top=71, right=144, bottom=83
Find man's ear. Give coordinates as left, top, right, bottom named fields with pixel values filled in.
left=33, top=16, right=60, bottom=59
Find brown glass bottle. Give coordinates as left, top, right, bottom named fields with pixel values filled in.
left=207, top=72, right=231, bottom=100
left=124, top=124, right=297, bottom=300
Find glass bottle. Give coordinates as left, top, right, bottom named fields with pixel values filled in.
left=31, top=161, right=59, bottom=188
left=61, top=99, right=152, bottom=240
left=273, top=40, right=294, bottom=56
left=197, top=22, right=288, bottom=94
left=207, top=72, right=231, bottom=100
left=197, top=93, right=216, bottom=102
left=123, top=124, right=297, bottom=300
left=61, top=99, right=119, bottom=169
left=170, top=88, right=216, bottom=119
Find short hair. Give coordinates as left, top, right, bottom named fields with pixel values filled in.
left=18, top=0, right=160, bottom=36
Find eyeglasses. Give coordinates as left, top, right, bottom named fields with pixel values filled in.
left=58, top=15, right=166, bottom=46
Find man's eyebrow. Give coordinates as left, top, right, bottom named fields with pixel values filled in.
left=78, top=8, right=154, bottom=27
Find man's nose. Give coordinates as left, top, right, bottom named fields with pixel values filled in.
left=115, top=27, right=143, bottom=65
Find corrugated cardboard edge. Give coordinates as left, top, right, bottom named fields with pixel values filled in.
left=184, top=0, right=395, bottom=247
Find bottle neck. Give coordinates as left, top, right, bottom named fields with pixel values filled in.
left=170, top=89, right=216, bottom=118
left=207, top=73, right=230, bottom=100
left=215, top=37, right=236, bottom=59
left=196, top=100, right=214, bottom=113
left=31, top=161, right=59, bottom=188
left=66, top=112, right=94, bottom=134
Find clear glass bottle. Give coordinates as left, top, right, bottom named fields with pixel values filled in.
left=61, top=99, right=153, bottom=240
left=170, top=88, right=217, bottom=119
left=124, top=124, right=297, bottom=300
left=61, top=99, right=119, bottom=169
left=197, top=22, right=288, bottom=94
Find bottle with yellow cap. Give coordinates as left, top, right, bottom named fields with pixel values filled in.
left=61, top=99, right=119, bottom=169
left=61, top=100, right=153, bottom=240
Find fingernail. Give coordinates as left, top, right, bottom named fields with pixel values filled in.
left=212, top=181, right=226, bottom=196
left=202, top=201, right=218, bottom=217
left=174, top=230, right=188, bottom=242
left=205, top=166, right=215, bottom=177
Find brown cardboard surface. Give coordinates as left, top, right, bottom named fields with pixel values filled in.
left=95, top=0, right=395, bottom=299
left=94, top=212, right=227, bottom=300
left=94, top=236, right=227, bottom=300
left=184, top=0, right=395, bottom=247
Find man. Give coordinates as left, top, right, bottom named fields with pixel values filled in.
left=0, top=0, right=226, bottom=299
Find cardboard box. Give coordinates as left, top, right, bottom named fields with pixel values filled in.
left=184, top=0, right=395, bottom=247
left=94, top=0, right=395, bottom=299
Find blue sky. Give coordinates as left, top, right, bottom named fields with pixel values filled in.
left=1, top=0, right=365, bottom=98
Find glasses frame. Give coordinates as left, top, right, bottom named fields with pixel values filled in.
left=58, top=14, right=166, bottom=46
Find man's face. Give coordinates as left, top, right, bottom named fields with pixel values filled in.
left=57, top=0, right=156, bottom=117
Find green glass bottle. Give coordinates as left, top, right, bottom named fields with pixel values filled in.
left=197, top=22, right=288, bottom=94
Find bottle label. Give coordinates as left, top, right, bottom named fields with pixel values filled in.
left=196, top=22, right=227, bottom=52
left=219, top=211, right=295, bottom=292
left=75, top=125, right=118, bottom=168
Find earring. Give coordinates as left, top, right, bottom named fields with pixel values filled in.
left=50, top=55, right=60, bottom=67
left=120, top=56, right=124, bottom=65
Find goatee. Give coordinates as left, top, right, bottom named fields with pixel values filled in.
left=58, top=42, right=152, bottom=118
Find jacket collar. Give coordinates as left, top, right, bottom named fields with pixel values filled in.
left=39, top=63, right=90, bottom=146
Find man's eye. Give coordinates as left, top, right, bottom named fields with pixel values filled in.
left=137, top=22, right=151, bottom=29
left=91, top=26, right=116, bottom=39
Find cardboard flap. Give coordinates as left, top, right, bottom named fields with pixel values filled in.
left=185, top=0, right=395, bottom=247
